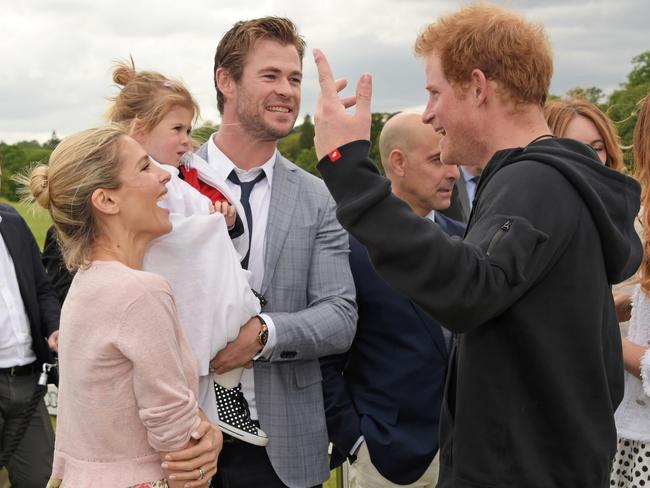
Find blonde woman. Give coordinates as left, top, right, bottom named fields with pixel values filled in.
left=22, top=125, right=221, bottom=488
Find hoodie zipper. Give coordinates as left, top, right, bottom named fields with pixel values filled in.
left=486, top=220, right=512, bottom=256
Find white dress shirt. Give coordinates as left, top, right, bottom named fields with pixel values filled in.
left=208, top=135, right=278, bottom=420
left=0, top=215, right=36, bottom=367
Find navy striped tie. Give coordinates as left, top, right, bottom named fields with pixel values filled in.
left=227, top=170, right=266, bottom=269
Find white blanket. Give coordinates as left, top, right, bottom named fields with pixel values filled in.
left=144, top=160, right=260, bottom=423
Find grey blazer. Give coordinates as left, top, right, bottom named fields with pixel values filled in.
left=197, top=142, right=357, bottom=487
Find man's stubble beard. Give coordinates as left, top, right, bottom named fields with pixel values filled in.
left=235, top=91, right=298, bottom=143
left=443, top=125, right=488, bottom=169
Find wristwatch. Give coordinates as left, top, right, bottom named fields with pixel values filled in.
left=257, top=315, right=268, bottom=349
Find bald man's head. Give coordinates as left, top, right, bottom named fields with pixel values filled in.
left=380, top=113, right=433, bottom=175
left=378, top=112, right=459, bottom=216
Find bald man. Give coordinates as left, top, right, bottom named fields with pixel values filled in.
left=320, top=113, right=464, bottom=488
left=379, top=112, right=462, bottom=223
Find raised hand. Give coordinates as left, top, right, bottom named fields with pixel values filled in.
left=312, top=49, right=373, bottom=160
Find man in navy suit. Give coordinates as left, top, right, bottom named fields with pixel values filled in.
left=321, top=112, right=464, bottom=487
left=0, top=161, right=60, bottom=487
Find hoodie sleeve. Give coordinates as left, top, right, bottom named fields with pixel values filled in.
left=318, top=141, right=583, bottom=332
left=116, top=287, right=200, bottom=452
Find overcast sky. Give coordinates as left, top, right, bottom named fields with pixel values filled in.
left=1, top=0, right=647, bottom=144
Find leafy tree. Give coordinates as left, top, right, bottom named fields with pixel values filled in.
left=565, top=86, right=605, bottom=105
left=0, top=145, right=27, bottom=200
left=43, top=130, right=61, bottom=150
left=277, top=130, right=301, bottom=162
left=295, top=147, right=318, bottom=175
left=298, top=114, right=315, bottom=150
left=369, top=112, right=390, bottom=173
left=628, top=51, right=650, bottom=87
left=278, top=112, right=390, bottom=175
left=606, top=50, right=650, bottom=166
left=192, top=121, right=219, bottom=146
left=0, top=142, right=52, bottom=201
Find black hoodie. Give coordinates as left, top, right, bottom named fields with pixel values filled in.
left=318, top=137, right=642, bottom=488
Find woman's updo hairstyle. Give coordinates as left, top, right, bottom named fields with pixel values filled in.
left=19, top=124, right=126, bottom=271
left=28, top=165, right=51, bottom=210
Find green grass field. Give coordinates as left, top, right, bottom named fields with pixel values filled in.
left=0, top=197, right=52, bottom=249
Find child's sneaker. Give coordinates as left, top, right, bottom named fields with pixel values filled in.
left=214, top=382, right=269, bottom=446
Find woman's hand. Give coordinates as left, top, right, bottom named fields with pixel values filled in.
left=162, top=417, right=222, bottom=487
left=47, top=330, right=59, bottom=353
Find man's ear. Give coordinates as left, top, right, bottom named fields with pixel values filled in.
left=389, top=149, right=407, bottom=177
left=216, top=67, right=235, bottom=100
left=90, top=188, right=119, bottom=216
left=470, top=68, right=489, bottom=106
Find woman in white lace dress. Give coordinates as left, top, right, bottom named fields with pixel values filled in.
left=611, top=93, right=650, bottom=487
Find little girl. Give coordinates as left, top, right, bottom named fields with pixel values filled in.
left=106, top=59, right=268, bottom=446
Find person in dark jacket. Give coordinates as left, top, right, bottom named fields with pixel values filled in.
left=321, top=113, right=464, bottom=487
left=310, top=4, right=642, bottom=488
left=0, top=162, right=60, bottom=487
left=42, top=225, right=73, bottom=304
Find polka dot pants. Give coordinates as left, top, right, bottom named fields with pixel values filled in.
left=611, top=437, right=650, bottom=487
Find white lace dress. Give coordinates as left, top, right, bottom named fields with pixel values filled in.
left=611, top=284, right=650, bottom=487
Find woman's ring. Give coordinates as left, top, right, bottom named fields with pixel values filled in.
left=198, top=466, right=205, bottom=480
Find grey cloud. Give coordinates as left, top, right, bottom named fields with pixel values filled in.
left=1, top=0, right=649, bottom=143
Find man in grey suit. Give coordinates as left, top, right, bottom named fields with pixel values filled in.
left=201, top=17, right=357, bottom=488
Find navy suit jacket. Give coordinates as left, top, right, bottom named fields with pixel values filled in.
left=439, top=177, right=471, bottom=223
left=321, top=212, right=465, bottom=484
left=0, top=204, right=59, bottom=369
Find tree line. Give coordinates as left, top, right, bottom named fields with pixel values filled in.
left=2, top=50, right=649, bottom=202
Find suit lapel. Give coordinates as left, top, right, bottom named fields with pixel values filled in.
left=261, top=155, right=298, bottom=295
left=0, top=211, right=20, bottom=263
left=456, top=176, right=471, bottom=221
left=411, top=302, right=448, bottom=359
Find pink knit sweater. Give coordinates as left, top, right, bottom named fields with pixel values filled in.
left=51, top=261, right=200, bottom=487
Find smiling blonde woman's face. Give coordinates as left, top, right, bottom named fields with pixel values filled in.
left=108, top=136, right=173, bottom=241
left=564, top=114, right=607, bottom=164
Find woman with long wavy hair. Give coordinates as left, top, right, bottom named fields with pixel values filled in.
left=545, top=98, right=625, bottom=171
left=611, top=93, right=650, bottom=487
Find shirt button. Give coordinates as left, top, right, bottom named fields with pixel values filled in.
left=636, top=399, right=647, bottom=407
